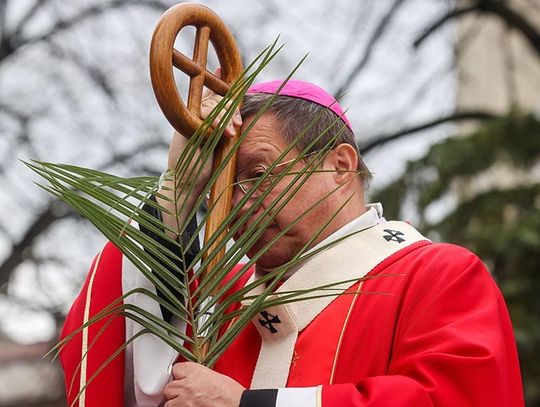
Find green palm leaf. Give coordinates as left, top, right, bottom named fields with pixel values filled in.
left=26, top=41, right=371, bottom=389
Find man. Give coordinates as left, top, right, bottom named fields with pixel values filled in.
left=61, top=80, right=523, bottom=406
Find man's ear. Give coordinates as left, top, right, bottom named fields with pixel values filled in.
left=328, top=143, right=359, bottom=184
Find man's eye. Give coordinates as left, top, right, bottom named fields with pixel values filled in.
left=252, top=169, right=266, bottom=179
left=251, top=167, right=275, bottom=187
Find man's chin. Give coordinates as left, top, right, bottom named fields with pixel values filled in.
left=248, top=246, right=291, bottom=272
left=242, top=230, right=294, bottom=270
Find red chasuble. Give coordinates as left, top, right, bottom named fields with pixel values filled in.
left=217, top=241, right=524, bottom=406
left=60, top=223, right=524, bottom=406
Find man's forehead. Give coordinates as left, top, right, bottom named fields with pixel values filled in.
left=237, top=113, right=301, bottom=167
left=240, top=114, right=285, bottom=146
left=237, top=142, right=282, bottom=166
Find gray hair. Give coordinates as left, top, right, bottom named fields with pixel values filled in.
left=241, top=93, right=372, bottom=187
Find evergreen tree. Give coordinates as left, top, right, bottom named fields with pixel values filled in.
left=373, top=109, right=540, bottom=405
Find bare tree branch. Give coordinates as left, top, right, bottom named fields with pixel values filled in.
left=413, top=5, right=478, bottom=48
left=414, top=0, right=540, bottom=59
left=0, top=1, right=7, bottom=42
left=0, top=201, right=71, bottom=292
left=47, top=42, right=117, bottom=100
left=333, top=0, right=407, bottom=99
left=108, top=139, right=168, bottom=166
left=331, top=0, right=376, bottom=79
left=10, top=0, right=53, bottom=39
left=0, top=137, right=169, bottom=290
left=360, top=110, right=499, bottom=154
left=1, top=0, right=171, bottom=62
left=0, top=292, right=64, bottom=316
left=0, top=102, right=29, bottom=122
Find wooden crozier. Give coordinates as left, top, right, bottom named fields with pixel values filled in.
left=149, top=3, right=244, bottom=358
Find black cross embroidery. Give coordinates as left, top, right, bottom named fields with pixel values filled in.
left=258, top=311, right=281, bottom=334
left=383, top=229, right=405, bottom=243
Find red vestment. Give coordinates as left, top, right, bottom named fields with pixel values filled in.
left=60, top=223, right=523, bottom=406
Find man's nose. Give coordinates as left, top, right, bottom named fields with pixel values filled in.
left=230, top=185, right=254, bottom=234
left=231, top=185, right=247, bottom=216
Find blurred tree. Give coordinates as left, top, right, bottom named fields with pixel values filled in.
left=369, top=1, right=540, bottom=403
left=373, top=110, right=540, bottom=404
left=0, top=1, right=173, bottom=405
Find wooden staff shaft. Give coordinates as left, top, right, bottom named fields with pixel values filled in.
left=150, top=3, right=244, bottom=360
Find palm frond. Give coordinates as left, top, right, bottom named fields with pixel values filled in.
left=27, top=40, right=372, bottom=380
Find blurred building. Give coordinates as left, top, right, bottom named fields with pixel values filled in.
left=457, top=0, right=540, bottom=114
left=0, top=335, right=64, bottom=407
left=455, top=0, right=540, bottom=199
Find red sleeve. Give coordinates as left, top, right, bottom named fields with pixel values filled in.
left=322, top=246, right=523, bottom=406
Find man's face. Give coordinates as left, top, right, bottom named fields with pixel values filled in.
left=232, top=113, right=339, bottom=271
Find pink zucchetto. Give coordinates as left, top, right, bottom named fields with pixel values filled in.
left=247, top=80, right=352, bottom=131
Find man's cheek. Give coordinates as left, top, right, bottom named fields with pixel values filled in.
left=247, top=229, right=280, bottom=254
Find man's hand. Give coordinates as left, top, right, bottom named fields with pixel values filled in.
left=158, top=67, right=242, bottom=238
left=163, top=362, right=245, bottom=407
left=166, top=67, right=242, bottom=185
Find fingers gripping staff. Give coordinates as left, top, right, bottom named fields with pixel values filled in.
left=149, top=3, right=244, bottom=358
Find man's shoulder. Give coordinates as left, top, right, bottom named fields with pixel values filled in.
left=368, top=235, right=490, bottom=284
left=380, top=240, right=495, bottom=294
left=406, top=241, right=481, bottom=265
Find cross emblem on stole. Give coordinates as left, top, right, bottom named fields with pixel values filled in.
left=258, top=311, right=281, bottom=334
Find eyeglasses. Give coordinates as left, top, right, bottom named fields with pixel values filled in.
left=236, top=151, right=322, bottom=197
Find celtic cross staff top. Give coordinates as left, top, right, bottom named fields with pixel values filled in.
left=150, top=3, right=243, bottom=137
left=149, top=3, right=244, bottom=356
